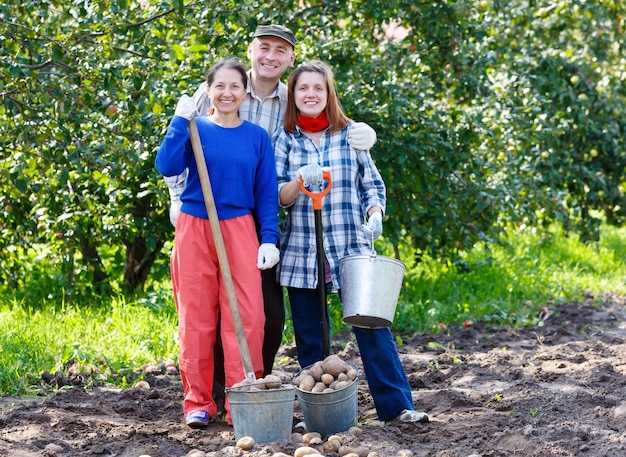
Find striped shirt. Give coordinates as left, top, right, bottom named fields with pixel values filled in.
left=273, top=124, right=386, bottom=291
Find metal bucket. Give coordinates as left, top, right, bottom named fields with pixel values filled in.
left=294, top=363, right=359, bottom=437
left=227, top=383, right=296, bottom=444
left=339, top=254, right=406, bottom=328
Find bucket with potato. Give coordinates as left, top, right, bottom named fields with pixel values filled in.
left=227, top=375, right=296, bottom=444
left=293, top=355, right=359, bottom=437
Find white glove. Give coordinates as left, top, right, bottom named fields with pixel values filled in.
left=174, top=95, right=197, bottom=120
left=361, top=211, right=383, bottom=240
left=164, top=172, right=187, bottom=227
left=257, top=243, right=280, bottom=270
left=348, top=122, right=377, bottom=150
left=297, top=164, right=324, bottom=186
left=169, top=199, right=182, bottom=227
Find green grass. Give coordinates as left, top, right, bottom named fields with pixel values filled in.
left=391, top=223, right=626, bottom=334
left=1, top=223, right=626, bottom=396
left=0, top=290, right=178, bottom=396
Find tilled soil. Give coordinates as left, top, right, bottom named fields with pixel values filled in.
left=2, top=293, right=626, bottom=457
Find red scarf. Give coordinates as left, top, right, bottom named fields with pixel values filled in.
left=297, top=111, right=329, bottom=132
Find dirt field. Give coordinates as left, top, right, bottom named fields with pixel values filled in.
left=2, top=293, right=626, bottom=457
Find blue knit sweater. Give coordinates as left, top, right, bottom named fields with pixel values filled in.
left=155, top=116, right=279, bottom=245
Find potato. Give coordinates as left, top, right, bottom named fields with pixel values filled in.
left=294, top=446, right=322, bottom=457
left=236, top=436, right=255, bottom=450
left=302, top=431, right=321, bottom=443
left=327, top=435, right=343, bottom=445
left=309, top=362, right=324, bottom=382
left=232, top=378, right=254, bottom=391
left=333, top=380, right=350, bottom=391
left=337, top=372, right=348, bottom=382
left=338, top=446, right=356, bottom=457
left=322, top=354, right=347, bottom=377
left=349, top=426, right=362, bottom=436
left=346, top=367, right=358, bottom=381
left=396, top=451, right=413, bottom=457
left=321, top=373, right=335, bottom=385
left=263, top=374, right=282, bottom=389
left=323, top=439, right=341, bottom=452
left=309, top=436, right=323, bottom=445
left=312, top=381, right=326, bottom=393
left=354, top=446, right=370, bottom=457
left=297, top=374, right=315, bottom=391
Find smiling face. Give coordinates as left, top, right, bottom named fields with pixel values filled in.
left=293, top=70, right=328, bottom=118
left=247, top=36, right=295, bottom=83
left=207, top=67, right=246, bottom=116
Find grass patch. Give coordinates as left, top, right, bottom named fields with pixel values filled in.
left=0, top=290, right=178, bottom=396
left=392, top=223, right=626, bottom=334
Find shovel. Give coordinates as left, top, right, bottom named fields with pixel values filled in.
left=188, top=118, right=255, bottom=382
left=300, top=171, right=333, bottom=358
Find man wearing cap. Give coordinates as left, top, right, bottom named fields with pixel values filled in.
left=165, top=24, right=377, bottom=424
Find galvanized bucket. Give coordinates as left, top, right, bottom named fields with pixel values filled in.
left=227, top=383, right=296, bottom=444
left=339, top=254, right=406, bottom=328
left=294, top=363, right=359, bottom=437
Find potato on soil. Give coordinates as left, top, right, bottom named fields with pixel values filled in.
left=303, top=432, right=321, bottom=443
left=338, top=446, right=356, bottom=456
left=294, top=446, right=322, bottom=457
left=236, top=436, right=255, bottom=450
left=323, top=439, right=341, bottom=452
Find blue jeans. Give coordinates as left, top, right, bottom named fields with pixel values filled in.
left=287, top=287, right=414, bottom=421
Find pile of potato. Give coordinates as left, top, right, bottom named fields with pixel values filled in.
left=294, top=354, right=358, bottom=393
left=231, top=374, right=285, bottom=390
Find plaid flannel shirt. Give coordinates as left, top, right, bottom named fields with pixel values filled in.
left=273, top=124, right=386, bottom=291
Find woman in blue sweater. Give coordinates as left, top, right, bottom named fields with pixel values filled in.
left=155, top=58, right=280, bottom=428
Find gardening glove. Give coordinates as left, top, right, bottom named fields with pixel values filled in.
left=361, top=211, right=383, bottom=240
left=174, top=94, right=197, bottom=120
left=347, top=122, right=377, bottom=150
left=164, top=172, right=187, bottom=227
left=257, top=243, right=280, bottom=270
left=297, top=164, right=324, bottom=187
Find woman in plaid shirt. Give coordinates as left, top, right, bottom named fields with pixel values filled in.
left=273, top=60, right=429, bottom=424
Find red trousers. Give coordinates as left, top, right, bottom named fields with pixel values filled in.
left=170, top=212, right=265, bottom=419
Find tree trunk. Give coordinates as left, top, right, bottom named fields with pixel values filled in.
left=123, top=236, right=165, bottom=294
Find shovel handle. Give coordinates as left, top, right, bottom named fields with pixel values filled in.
left=300, top=171, right=332, bottom=210
left=188, top=118, right=256, bottom=382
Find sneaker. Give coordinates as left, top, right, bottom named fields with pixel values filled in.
left=395, top=409, right=429, bottom=423
left=185, top=410, right=210, bottom=428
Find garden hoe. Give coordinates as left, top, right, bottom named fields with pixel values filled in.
left=300, top=171, right=333, bottom=358
left=188, top=118, right=255, bottom=382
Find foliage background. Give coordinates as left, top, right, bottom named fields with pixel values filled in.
left=1, top=0, right=625, bottom=301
